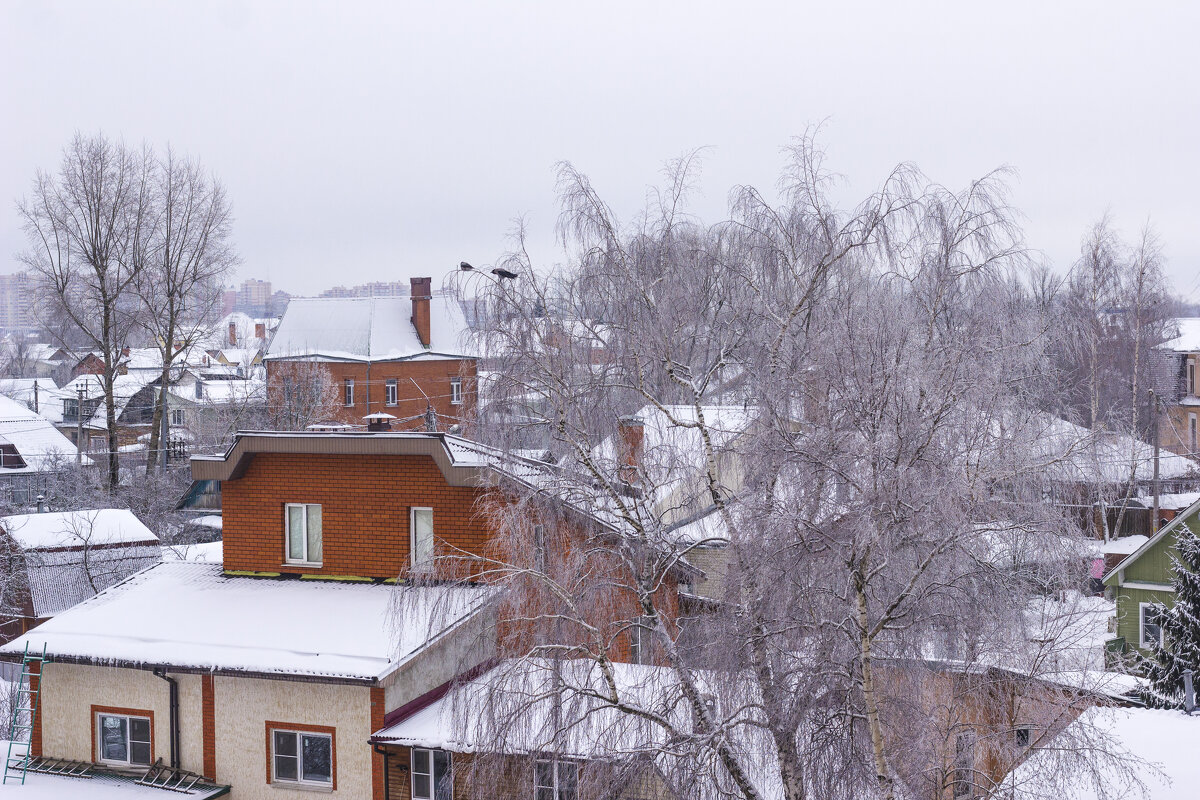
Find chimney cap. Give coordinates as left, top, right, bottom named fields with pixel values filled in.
left=363, top=413, right=397, bottom=422
left=618, top=415, right=645, bottom=427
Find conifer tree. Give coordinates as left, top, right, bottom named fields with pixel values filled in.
left=1142, top=526, right=1200, bottom=707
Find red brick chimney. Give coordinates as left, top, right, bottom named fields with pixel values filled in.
left=228, top=322, right=237, bottom=346
left=617, top=416, right=644, bottom=483
left=255, top=322, right=266, bottom=340
left=410, top=277, right=432, bottom=348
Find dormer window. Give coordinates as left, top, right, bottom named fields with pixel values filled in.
left=285, top=504, right=323, bottom=565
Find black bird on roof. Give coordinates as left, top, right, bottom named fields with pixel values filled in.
left=459, top=261, right=474, bottom=271
left=491, top=268, right=519, bottom=280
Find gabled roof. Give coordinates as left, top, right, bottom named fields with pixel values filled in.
left=0, top=509, right=158, bottom=551
left=265, top=295, right=472, bottom=362
left=1103, top=494, right=1200, bottom=585
left=0, top=394, right=86, bottom=472
left=1162, top=317, right=1200, bottom=353
left=0, top=561, right=494, bottom=682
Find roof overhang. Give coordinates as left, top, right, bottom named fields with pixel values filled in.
left=191, top=431, right=488, bottom=485
left=1103, top=494, right=1200, bottom=586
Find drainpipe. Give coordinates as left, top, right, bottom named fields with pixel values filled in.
left=153, top=669, right=181, bottom=769
left=372, top=745, right=391, bottom=797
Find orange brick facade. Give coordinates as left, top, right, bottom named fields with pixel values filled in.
left=266, top=358, right=477, bottom=429
left=222, top=453, right=494, bottom=579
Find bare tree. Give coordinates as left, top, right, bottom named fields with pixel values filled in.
left=265, top=360, right=340, bottom=430
left=137, top=147, right=237, bottom=473
left=433, top=140, right=1131, bottom=800
left=18, top=133, right=154, bottom=488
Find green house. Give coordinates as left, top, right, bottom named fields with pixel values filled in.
left=1103, top=498, right=1200, bottom=658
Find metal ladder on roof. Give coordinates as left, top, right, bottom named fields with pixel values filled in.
left=3, top=642, right=49, bottom=785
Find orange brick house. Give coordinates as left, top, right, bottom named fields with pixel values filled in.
left=0, top=429, right=686, bottom=798
left=264, top=278, right=477, bottom=430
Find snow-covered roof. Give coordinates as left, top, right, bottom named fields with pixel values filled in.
left=0, top=394, right=86, bottom=472
left=20, top=545, right=162, bottom=619
left=1036, top=415, right=1200, bottom=484
left=0, top=562, right=492, bottom=681
left=0, top=378, right=58, bottom=408
left=163, top=540, right=223, bottom=563
left=266, top=295, right=472, bottom=362
left=0, top=509, right=158, bottom=551
left=1134, top=491, right=1200, bottom=511
left=1011, top=705, right=1200, bottom=800
left=0, top=767, right=225, bottom=798
left=1162, top=317, right=1200, bottom=353
left=52, top=373, right=158, bottom=428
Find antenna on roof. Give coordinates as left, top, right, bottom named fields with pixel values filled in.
left=409, top=379, right=436, bottom=433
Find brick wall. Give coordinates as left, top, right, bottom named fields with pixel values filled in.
left=266, top=359, right=477, bottom=429
left=222, top=453, right=493, bottom=578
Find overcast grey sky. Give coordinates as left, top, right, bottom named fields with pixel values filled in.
left=3, top=1, right=1197, bottom=298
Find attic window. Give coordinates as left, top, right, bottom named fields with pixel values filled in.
left=0, top=445, right=26, bottom=470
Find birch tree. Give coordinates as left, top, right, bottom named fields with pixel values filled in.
left=136, top=146, right=237, bottom=473
left=17, top=133, right=153, bottom=488
left=433, top=140, right=1129, bottom=799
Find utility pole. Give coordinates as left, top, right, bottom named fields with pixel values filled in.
left=1151, top=389, right=1161, bottom=535
left=32, top=381, right=38, bottom=414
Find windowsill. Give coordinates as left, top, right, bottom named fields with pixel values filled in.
left=270, top=781, right=333, bottom=793
left=282, top=562, right=323, bottom=569
left=98, top=761, right=150, bottom=774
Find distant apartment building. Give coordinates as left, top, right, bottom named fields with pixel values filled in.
left=221, top=278, right=290, bottom=318
left=0, top=271, right=37, bottom=334
left=1156, top=318, right=1200, bottom=457
left=318, top=280, right=411, bottom=299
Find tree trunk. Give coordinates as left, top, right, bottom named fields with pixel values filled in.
left=855, top=578, right=895, bottom=800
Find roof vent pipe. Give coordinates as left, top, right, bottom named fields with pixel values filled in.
left=35, top=495, right=45, bottom=513
left=1185, top=669, right=1195, bottom=715
left=617, top=416, right=644, bottom=484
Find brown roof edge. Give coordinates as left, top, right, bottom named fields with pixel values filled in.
left=190, top=432, right=488, bottom=486
left=0, top=651, right=378, bottom=686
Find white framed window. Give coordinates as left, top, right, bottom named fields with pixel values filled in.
left=450, top=378, right=463, bottom=405
left=533, top=524, right=547, bottom=573
left=344, top=378, right=355, bottom=407
left=96, top=712, right=152, bottom=767
left=411, top=748, right=452, bottom=800
left=410, top=507, right=434, bottom=571
left=170, top=409, right=185, bottom=426
left=535, top=759, right=578, bottom=800
left=194, top=380, right=204, bottom=399
left=271, top=728, right=333, bottom=786
left=285, top=503, right=323, bottom=565
left=953, top=731, right=975, bottom=798
left=1189, top=361, right=1196, bottom=396
left=1013, top=725, right=1033, bottom=748
left=629, top=616, right=653, bottom=665
left=386, top=378, right=398, bottom=406
left=1140, top=602, right=1164, bottom=648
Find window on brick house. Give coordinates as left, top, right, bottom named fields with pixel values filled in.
left=344, top=378, right=355, bottom=407
left=386, top=379, right=398, bottom=406
left=628, top=615, right=653, bottom=665
left=411, top=507, right=434, bottom=571
left=1189, top=361, right=1196, bottom=396
left=96, top=712, right=152, bottom=767
left=535, top=759, right=578, bottom=800
left=450, top=378, right=463, bottom=405
left=411, top=748, right=452, bottom=800
left=270, top=727, right=333, bottom=786
left=285, top=504, right=323, bottom=564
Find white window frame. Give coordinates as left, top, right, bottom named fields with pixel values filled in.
left=410, top=507, right=434, bottom=571
left=170, top=409, right=185, bottom=426
left=1190, top=413, right=1198, bottom=452
left=344, top=378, right=355, bottom=407
left=95, top=712, right=152, bottom=768
left=535, top=759, right=578, bottom=800
left=1140, top=601, right=1164, bottom=648
left=284, top=503, right=323, bottom=565
left=270, top=728, right=333, bottom=787
left=1189, top=361, right=1197, bottom=396
left=411, top=747, right=452, bottom=800
left=385, top=378, right=398, bottom=406
left=629, top=616, right=653, bottom=665
left=450, top=378, right=463, bottom=405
